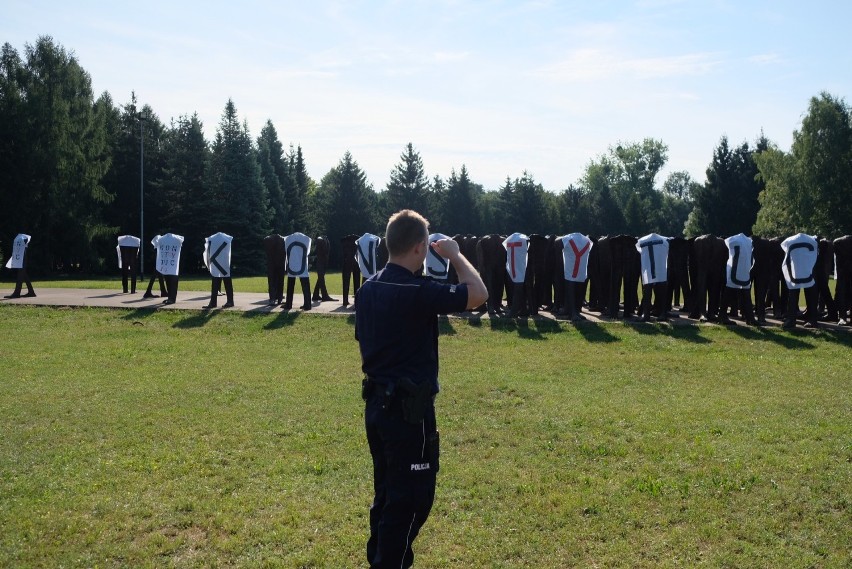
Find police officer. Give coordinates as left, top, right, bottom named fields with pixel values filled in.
left=356, top=210, right=488, bottom=569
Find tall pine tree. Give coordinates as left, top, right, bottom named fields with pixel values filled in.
left=101, top=96, right=167, bottom=267
left=685, top=135, right=767, bottom=237
left=287, top=144, right=310, bottom=232
left=384, top=143, right=431, bottom=219
left=257, top=120, right=290, bottom=234
left=313, top=152, right=376, bottom=266
left=155, top=113, right=210, bottom=272
left=442, top=165, right=480, bottom=235
left=209, top=99, right=271, bottom=273
left=2, top=37, right=113, bottom=272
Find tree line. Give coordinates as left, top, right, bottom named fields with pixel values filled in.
left=2, top=36, right=850, bottom=274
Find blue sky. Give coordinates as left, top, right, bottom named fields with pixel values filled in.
left=4, top=0, right=851, bottom=192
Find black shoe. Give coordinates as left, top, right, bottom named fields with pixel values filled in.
left=301, top=303, right=312, bottom=310
left=22, top=291, right=36, bottom=298
left=282, top=303, right=292, bottom=310
left=803, top=321, right=818, bottom=329
left=202, top=304, right=215, bottom=309
left=162, top=299, right=175, bottom=306
left=4, top=294, right=21, bottom=299
left=222, top=302, right=234, bottom=308
left=142, top=292, right=156, bottom=299
left=321, top=296, right=338, bottom=302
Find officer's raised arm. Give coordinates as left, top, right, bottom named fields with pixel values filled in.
left=431, top=238, right=488, bottom=310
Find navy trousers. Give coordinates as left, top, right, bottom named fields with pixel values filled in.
left=365, top=390, right=438, bottom=569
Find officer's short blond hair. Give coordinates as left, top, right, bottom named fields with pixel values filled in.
left=385, top=209, right=429, bottom=257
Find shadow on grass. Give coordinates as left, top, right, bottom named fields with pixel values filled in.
left=727, top=325, right=819, bottom=350
left=669, top=324, right=713, bottom=344
left=626, top=320, right=713, bottom=344
left=172, top=310, right=220, bottom=329
left=439, top=315, right=457, bottom=336
left=814, top=328, right=852, bottom=347
left=534, top=318, right=563, bottom=335
left=465, top=314, right=484, bottom=328
left=575, top=321, right=620, bottom=343
left=626, top=321, right=663, bottom=336
left=488, top=317, right=551, bottom=340
left=120, top=307, right=159, bottom=322
left=260, top=310, right=302, bottom=330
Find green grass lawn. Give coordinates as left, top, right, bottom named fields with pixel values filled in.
left=0, top=305, right=849, bottom=568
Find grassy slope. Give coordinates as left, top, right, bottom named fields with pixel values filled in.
left=0, top=306, right=849, bottom=568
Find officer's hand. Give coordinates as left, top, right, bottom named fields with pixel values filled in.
left=431, top=239, right=460, bottom=259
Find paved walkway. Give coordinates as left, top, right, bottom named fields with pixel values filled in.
left=0, top=287, right=356, bottom=315
left=2, top=285, right=848, bottom=330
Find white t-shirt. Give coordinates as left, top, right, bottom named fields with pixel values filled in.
left=285, top=232, right=312, bottom=278
left=118, top=235, right=141, bottom=248
left=781, top=233, right=818, bottom=289
left=356, top=233, right=381, bottom=278
left=503, top=232, right=529, bottom=284
left=204, top=232, right=233, bottom=278
left=156, top=233, right=184, bottom=276
left=116, top=235, right=141, bottom=268
left=724, top=233, right=753, bottom=289
left=5, top=233, right=30, bottom=269
left=636, top=233, right=669, bottom=285
left=561, top=233, right=593, bottom=282
left=424, top=233, right=451, bottom=280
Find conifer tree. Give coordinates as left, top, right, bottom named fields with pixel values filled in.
left=686, top=136, right=767, bottom=237
left=155, top=113, right=210, bottom=271
left=384, top=143, right=431, bottom=218
left=442, top=165, right=480, bottom=235
left=101, top=96, right=166, bottom=258
left=1, top=37, right=112, bottom=271
left=257, top=121, right=290, bottom=234
left=288, top=145, right=310, bottom=231
left=313, top=152, right=376, bottom=265
left=209, top=99, right=271, bottom=272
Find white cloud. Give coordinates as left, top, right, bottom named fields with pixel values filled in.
left=748, top=53, right=781, bottom=65
left=534, top=49, right=722, bottom=82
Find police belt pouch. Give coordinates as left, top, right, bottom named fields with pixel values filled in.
left=397, top=378, right=432, bottom=424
